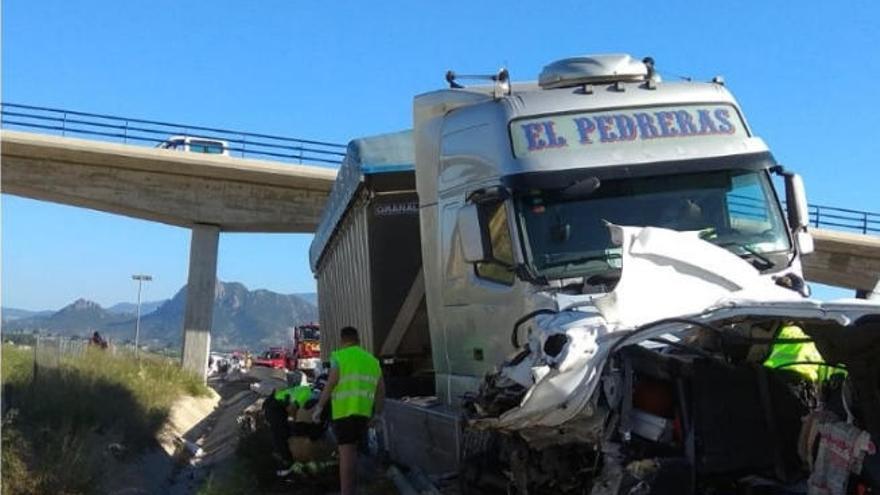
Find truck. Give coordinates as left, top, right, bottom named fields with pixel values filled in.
left=292, top=323, right=322, bottom=374
left=310, top=54, right=880, bottom=494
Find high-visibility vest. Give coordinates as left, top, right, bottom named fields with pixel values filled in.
left=330, top=345, right=381, bottom=420
left=275, top=385, right=312, bottom=409
left=763, top=325, right=842, bottom=382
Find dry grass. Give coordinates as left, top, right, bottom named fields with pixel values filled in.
left=1, top=343, right=210, bottom=495
left=1, top=343, right=33, bottom=386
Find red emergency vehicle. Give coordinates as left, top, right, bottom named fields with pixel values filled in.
left=252, top=347, right=295, bottom=370
left=293, top=323, right=321, bottom=374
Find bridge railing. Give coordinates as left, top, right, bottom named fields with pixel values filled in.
left=3, top=102, right=879, bottom=236
left=807, top=204, right=880, bottom=235
left=0, top=102, right=346, bottom=166
left=729, top=194, right=880, bottom=235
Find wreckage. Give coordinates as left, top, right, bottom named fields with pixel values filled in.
left=310, top=53, right=880, bottom=493
left=463, top=224, right=879, bottom=493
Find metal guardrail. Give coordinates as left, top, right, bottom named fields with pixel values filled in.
left=2, top=102, right=878, bottom=235
left=807, top=204, right=879, bottom=235
left=0, top=102, right=347, bottom=166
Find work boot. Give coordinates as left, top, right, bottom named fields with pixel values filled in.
left=275, top=462, right=306, bottom=478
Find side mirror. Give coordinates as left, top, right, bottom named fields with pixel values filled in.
left=784, top=173, right=814, bottom=255
left=796, top=231, right=814, bottom=255
left=458, top=204, right=489, bottom=263
left=785, top=173, right=810, bottom=230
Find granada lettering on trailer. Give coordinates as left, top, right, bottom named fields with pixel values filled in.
left=374, top=202, right=419, bottom=216
left=511, top=105, right=746, bottom=158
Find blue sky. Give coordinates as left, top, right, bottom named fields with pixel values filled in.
left=3, top=0, right=878, bottom=309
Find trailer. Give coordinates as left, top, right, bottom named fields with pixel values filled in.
left=310, top=131, right=434, bottom=397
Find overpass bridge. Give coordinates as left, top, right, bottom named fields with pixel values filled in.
left=2, top=103, right=879, bottom=377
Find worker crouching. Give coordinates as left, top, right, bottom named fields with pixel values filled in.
left=264, top=370, right=334, bottom=477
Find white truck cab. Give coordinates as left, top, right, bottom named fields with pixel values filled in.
left=414, top=54, right=814, bottom=403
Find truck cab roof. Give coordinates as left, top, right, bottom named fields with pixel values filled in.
left=413, top=61, right=771, bottom=206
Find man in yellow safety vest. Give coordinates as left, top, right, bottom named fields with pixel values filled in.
left=314, top=326, right=384, bottom=495
left=763, top=323, right=844, bottom=382
left=265, top=371, right=314, bottom=469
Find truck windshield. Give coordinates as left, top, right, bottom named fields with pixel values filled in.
left=516, top=169, right=791, bottom=280
left=298, top=326, right=319, bottom=341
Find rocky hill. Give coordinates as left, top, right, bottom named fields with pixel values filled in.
left=8, top=299, right=131, bottom=333
left=4, top=282, right=318, bottom=351
left=106, top=300, right=166, bottom=315
left=1, top=308, right=54, bottom=321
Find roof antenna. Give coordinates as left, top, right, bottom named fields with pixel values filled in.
left=493, top=68, right=511, bottom=98
left=445, top=69, right=511, bottom=96
left=642, top=56, right=660, bottom=89
left=643, top=57, right=656, bottom=79
left=445, top=71, right=464, bottom=89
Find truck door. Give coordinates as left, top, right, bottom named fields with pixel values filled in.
left=438, top=193, right=530, bottom=397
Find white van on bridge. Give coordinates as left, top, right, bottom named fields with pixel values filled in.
left=157, top=135, right=229, bottom=156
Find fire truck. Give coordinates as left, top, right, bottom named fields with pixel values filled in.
left=292, top=323, right=321, bottom=374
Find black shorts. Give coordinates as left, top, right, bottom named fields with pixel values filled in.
left=332, top=415, right=369, bottom=445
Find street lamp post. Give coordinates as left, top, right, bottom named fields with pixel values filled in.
left=132, top=274, right=153, bottom=358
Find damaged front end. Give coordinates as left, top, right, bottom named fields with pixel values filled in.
left=461, top=226, right=880, bottom=495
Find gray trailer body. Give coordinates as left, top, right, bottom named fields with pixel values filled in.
left=310, top=131, right=432, bottom=383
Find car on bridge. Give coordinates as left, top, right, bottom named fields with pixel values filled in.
left=157, top=135, right=229, bottom=156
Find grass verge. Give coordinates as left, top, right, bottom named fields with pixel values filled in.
left=1, top=343, right=210, bottom=495
left=196, top=420, right=277, bottom=495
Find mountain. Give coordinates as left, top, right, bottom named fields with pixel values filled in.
left=294, top=293, right=318, bottom=306
left=2, top=307, right=53, bottom=321
left=7, top=282, right=318, bottom=351
left=120, top=282, right=318, bottom=350
left=106, top=300, right=166, bottom=315
left=4, top=299, right=129, bottom=334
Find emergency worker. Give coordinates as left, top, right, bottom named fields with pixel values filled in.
left=763, top=323, right=843, bottom=382
left=276, top=370, right=336, bottom=477
left=313, top=326, right=385, bottom=495
left=264, top=371, right=312, bottom=468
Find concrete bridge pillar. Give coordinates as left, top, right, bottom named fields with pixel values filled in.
left=181, top=224, right=220, bottom=380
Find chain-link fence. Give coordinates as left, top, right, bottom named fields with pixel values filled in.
left=32, top=335, right=139, bottom=372
left=33, top=335, right=87, bottom=370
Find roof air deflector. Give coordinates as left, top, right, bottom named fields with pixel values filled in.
left=539, top=54, right=648, bottom=89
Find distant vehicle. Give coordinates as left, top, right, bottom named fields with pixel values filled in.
left=292, top=323, right=321, bottom=374
left=252, top=347, right=294, bottom=370
left=208, top=352, right=230, bottom=375
left=156, top=135, right=229, bottom=156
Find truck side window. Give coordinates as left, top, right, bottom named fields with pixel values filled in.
left=475, top=202, right=515, bottom=285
